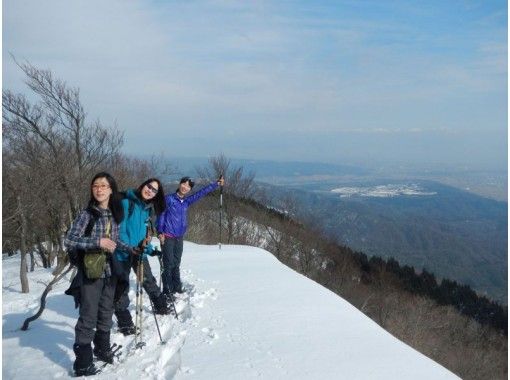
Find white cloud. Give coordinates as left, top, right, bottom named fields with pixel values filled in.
left=3, top=0, right=506, bottom=167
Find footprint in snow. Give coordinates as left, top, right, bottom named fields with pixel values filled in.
left=205, top=288, right=218, bottom=300
left=201, top=327, right=219, bottom=343
left=180, top=366, right=195, bottom=375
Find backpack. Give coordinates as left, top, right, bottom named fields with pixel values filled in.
left=67, top=208, right=98, bottom=267
left=119, top=191, right=136, bottom=219
left=119, top=191, right=156, bottom=226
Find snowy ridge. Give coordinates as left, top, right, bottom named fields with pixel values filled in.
left=331, top=184, right=437, bottom=198
left=2, top=243, right=458, bottom=379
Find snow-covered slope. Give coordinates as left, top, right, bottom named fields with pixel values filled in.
left=2, top=243, right=459, bottom=379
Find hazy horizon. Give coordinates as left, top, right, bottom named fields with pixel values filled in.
left=140, top=153, right=508, bottom=174
left=3, top=0, right=507, bottom=172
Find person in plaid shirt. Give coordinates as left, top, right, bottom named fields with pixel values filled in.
left=65, top=172, right=130, bottom=377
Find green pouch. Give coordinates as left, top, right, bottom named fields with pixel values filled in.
left=83, top=251, right=107, bottom=280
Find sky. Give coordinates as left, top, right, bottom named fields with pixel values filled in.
left=3, top=0, right=508, bottom=170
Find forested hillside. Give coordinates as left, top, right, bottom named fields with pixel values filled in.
left=257, top=180, right=508, bottom=303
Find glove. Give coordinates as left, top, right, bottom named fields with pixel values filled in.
left=148, top=248, right=162, bottom=257
left=130, top=246, right=142, bottom=256
left=142, top=244, right=154, bottom=257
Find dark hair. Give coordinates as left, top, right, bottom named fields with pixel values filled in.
left=88, top=172, right=124, bottom=224
left=180, top=176, right=195, bottom=188
left=176, top=176, right=195, bottom=193
left=136, top=178, right=166, bottom=216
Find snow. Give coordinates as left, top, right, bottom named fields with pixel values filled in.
left=3, top=243, right=459, bottom=379
left=331, top=184, right=437, bottom=198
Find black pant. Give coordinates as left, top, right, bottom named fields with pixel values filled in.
left=113, top=258, right=161, bottom=326
left=75, top=276, right=117, bottom=345
left=161, top=237, right=184, bottom=294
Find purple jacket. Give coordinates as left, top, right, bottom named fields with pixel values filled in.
left=157, top=182, right=219, bottom=237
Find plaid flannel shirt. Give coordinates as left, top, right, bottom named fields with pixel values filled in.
left=65, top=207, right=130, bottom=277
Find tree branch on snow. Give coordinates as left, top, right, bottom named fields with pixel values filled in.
left=20, top=264, right=73, bottom=331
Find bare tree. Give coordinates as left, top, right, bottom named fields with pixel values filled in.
left=2, top=148, right=46, bottom=292
left=3, top=60, right=123, bottom=220
left=195, top=154, right=256, bottom=198
left=195, top=154, right=257, bottom=244
left=3, top=60, right=124, bottom=326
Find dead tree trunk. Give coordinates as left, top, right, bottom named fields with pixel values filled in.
left=18, top=196, right=30, bottom=293
left=36, top=238, right=50, bottom=268
left=29, top=251, right=35, bottom=272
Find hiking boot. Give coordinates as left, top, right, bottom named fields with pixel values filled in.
left=73, top=343, right=99, bottom=376
left=115, top=309, right=135, bottom=335
left=174, top=285, right=185, bottom=294
left=118, top=325, right=136, bottom=336
left=93, top=330, right=114, bottom=364
left=153, top=294, right=171, bottom=315
left=74, top=363, right=100, bottom=377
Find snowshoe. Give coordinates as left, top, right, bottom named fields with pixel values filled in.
left=163, top=292, right=175, bottom=305
left=93, top=346, right=115, bottom=364
left=74, top=363, right=100, bottom=377
left=96, top=344, right=123, bottom=371
left=93, top=330, right=115, bottom=364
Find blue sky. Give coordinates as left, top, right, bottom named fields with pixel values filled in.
left=3, top=0, right=507, bottom=170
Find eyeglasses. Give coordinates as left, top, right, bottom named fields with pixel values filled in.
left=146, top=183, right=159, bottom=194
left=92, top=184, right=110, bottom=190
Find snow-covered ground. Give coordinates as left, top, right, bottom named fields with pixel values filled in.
left=3, top=243, right=458, bottom=379
left=331, top=184, right=437, bottom=198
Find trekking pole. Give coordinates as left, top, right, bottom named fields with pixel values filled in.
left=148, top=292, right=166, bottom=344
left=138, top=255, right=146, bottom=348
left=135, top=253, right=146, bottom=349
left=158, top=254, right=163, bottom=292
left=158, top=255, right=163, bottom=293
left=219, top=174, right=223, bottom=250
left=134, top=257, right=141, bottom=346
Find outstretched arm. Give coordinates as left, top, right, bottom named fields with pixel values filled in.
left=186, top=181, right=220, bottom=205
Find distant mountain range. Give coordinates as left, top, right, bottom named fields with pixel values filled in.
left=155, top=156, right=506, bottom=201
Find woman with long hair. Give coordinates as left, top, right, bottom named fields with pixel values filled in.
left=65, top=172, right=131, bottom=376
left=113, top=178, right=170, bottom=336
